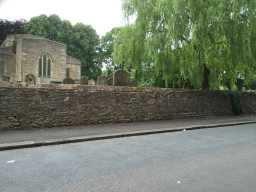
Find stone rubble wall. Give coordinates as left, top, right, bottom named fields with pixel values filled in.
left=0, top=86, right=255, bottom=130
left=240, top=92, right=256, bottom=114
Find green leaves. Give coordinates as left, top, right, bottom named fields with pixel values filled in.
left=98, top=27, right=122, bottom=74
left=113, top=0, right=256, bottom=89
left=0, top=20, right=26, bottom=44
left=25, top=15, right=100, bottom=80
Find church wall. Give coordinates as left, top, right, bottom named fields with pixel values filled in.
left=0, top=48, right=16, bottom=81
left=20, top=38, right=67, bottom=84
left=0, top=35, right=16, bottom=47
left=0, top=55, right=4, bottom=79
left=4, top=54, right=16, bottom=81
left=66, top=56, right=81, bottom=82
left=67, top=63, right=81, bottom=82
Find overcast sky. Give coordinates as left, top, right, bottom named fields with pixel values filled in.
left=0, top=0, right=124, bottom=36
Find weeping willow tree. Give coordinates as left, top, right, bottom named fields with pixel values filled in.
left=113, top=0, right=256, bottom=89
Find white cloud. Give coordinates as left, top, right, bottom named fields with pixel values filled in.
left=0, top=0, right=124, bottom=36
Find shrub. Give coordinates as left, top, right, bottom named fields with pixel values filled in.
left=228, top=91, right=242, bottom=115
left=63, top=78, right=75, bottom=84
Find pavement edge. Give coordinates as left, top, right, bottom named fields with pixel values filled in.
left=0, top=121, right=256, bottom=151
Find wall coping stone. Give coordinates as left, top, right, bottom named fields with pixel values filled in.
left=1, top=85, right=256, bottom=96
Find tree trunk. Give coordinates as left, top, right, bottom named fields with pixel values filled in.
left=202, top=64, right=210, bottom=90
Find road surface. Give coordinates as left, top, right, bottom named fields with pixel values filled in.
left=0, top=124, right=256, bottom=192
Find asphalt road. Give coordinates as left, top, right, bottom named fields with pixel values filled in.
left=0, top=124, right=256, bottom=192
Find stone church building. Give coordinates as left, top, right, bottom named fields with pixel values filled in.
left=0, top=34, right=81, bottom=85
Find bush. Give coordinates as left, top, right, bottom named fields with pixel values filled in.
left=63, top=78, right=75, bottom=84
left=80, top=76, right=88, bottom=85
left=249, top=80, right=256, bottom=90
left=228, top=91, right=242, bottom=115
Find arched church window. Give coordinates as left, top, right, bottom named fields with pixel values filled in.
left=38, top=54, right=52, bottom=78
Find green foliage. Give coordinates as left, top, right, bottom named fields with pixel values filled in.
left=80, top=76, right=89, bottom=85
left=25, top=15, right=101, bottom=80
left=99, top=27, right=122, bottom=75
left=249, top=80, right=256, bottom=90
left=113, top=25, right=146, bottom=83
left=113, top=0, right=256, bottom=89
left=63, top=78, right=75, bottom=84
left=228, top=91, right=242, bottom=115
left=0, top=19, right=26, bottom=45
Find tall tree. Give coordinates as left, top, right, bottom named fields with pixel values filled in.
left=25, top=15, right=101, bottom=79
left=115, top=0, right=256, bottom=89
left=0, top=19, right=26, bottom=45
left=99, top=27, right=121, bottom=75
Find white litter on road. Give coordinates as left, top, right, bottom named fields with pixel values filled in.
left=6, top=160, right=16, bottom=164
left=177, top=181, right=182, bottom=184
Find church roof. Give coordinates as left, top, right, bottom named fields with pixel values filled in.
left=0, top=47, right=15, bottom=56
left=5, top=34, right=66, bottom=47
